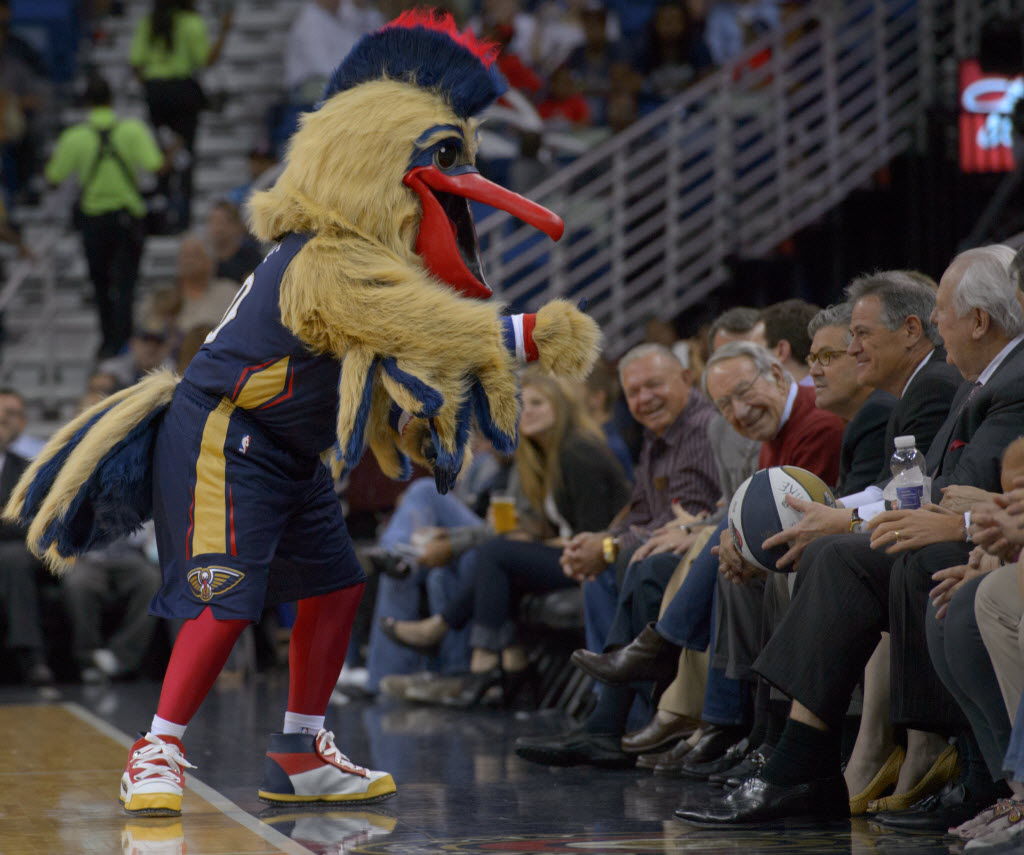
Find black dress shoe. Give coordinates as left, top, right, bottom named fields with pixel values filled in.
left=621, top=714, right=699, bottom=754
left=872, top=782, right=1006, bottom=831
left=570, top=624, right=681, bottom=692
left=709, top=744, right=772, bottom=788
left=655, top=724, right=746, bottom=776
left=677, top=737, right=750, bottom=781
left=515, top=728, right=636, bottom=768
left=673, top=774, right=850, bottom=826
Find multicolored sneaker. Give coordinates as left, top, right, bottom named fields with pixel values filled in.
left=119, top=733, right=195, bottom=817
left=258, top=729, right=396, bottom=805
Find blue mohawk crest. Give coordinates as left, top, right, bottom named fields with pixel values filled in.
left=321, top=9, right=508, bottom=119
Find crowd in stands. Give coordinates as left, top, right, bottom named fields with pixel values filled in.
left=5, top=1, right=1024, bottom=850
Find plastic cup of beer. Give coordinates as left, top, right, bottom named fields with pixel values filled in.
left=490, top=495, right=517, bottom=534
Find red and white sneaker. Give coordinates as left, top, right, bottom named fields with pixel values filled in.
left=258, top=729, right=396, bottom=805
left=120, top=733, right=195, bottom=816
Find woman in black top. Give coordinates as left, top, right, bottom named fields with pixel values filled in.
left=381, top=368, right=630, bottom=705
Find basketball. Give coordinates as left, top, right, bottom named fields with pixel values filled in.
left=727, top=466, right=836, bottom=572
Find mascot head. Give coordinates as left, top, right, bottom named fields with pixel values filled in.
left=249, top=9, right=563, bottom=299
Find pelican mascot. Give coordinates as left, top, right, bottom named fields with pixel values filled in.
left=5, top=9, right=598, bottom=817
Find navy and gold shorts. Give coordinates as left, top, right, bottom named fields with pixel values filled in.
left=149, top=380, right=365, bottom=621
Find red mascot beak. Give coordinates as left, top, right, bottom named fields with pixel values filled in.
left=404, top=165, right=564, bottom=299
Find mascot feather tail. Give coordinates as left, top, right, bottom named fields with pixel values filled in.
left=2, top=370, right=179, bottom=574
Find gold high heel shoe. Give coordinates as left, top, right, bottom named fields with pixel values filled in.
left=866, top=744, right=959, bottom=814
left=849, top=746, right=905, bottom=815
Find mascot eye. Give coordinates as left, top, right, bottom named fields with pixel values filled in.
left=433, top=143, right=458, bottom=169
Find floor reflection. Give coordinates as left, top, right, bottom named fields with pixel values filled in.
left=5, top=678, right=967, bottom=855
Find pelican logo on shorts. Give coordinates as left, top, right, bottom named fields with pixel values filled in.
left=187, top=566, right=245, bottom=602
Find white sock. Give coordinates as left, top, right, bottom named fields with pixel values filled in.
left=149, top=715, right=187, bottom=740
left=283, top=711, right=325, bottom=735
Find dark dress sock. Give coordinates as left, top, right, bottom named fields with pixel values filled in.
left=761, top=719, right=841, bottom=785
left=764, top=700, right=789, bottom=748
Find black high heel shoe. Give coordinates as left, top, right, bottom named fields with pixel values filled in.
left=443, top=661, right=542, bottom=710
left=378, top=617, right=441, bottom=656
left=442, top=666, right=505, bottom=709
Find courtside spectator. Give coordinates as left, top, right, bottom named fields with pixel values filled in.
left=0, top=387, right=42, bottom=460
left=0, top=388, right=51, bottom=687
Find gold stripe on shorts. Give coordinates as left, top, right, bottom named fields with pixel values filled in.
left=192, top=397, right=234, bottom=556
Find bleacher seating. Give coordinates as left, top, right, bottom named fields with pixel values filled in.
left=2, top=0, right=294, bottom=432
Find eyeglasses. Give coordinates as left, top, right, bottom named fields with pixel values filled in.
left=806, top=348, right=848, bottom=368
left=713, top=375, right=765, bottom=414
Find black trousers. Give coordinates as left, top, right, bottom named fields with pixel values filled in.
left=0, top=541, right=45, bottom=654
left=890, top=540, right=971, bottom=732
left=144, top=78, right=204, bottom=228
left=926, top=573, right=1011, bottom=779
left=754, top=533, right=967, bottom=732
left=438, top=537, right=575, bottom=651
left=80, top=211, right=144, bottom=358
left=604, top=552, right=680, bottom=650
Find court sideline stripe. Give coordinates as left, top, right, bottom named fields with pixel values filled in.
left=62, top=702, right=313, bottom=855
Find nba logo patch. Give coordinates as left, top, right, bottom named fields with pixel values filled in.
left=239, top=435, right=251, bottom=454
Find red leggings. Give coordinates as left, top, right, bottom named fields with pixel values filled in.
left=156, top=584, right=364, bottom=726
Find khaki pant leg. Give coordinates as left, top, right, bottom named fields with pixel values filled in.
left=975, top=563, right=1024, bottom=719
left=655, top=526, right=715, bottom=719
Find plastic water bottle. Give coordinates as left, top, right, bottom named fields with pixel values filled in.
left=890, top=435, right=926, bottom=510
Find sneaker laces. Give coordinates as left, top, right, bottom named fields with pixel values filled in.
left=130, top=734, right=196, bottom=785
left=315, top=729, right=368, bottom=776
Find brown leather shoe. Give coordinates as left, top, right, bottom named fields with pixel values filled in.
left=622, top=714, right=700, bottom=754
left=637, top=733, right=695, bottom=770
left=570, top=624, right=682, bottom=692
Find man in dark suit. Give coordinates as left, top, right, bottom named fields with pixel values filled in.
left=676, top=245, right=1024, bottom=826
left=0, top=392, right=52, bottom=685
left=757, top=270, right=962, bottom=569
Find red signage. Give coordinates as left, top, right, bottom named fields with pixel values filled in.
left=959, top=58, right=1022, bottom=173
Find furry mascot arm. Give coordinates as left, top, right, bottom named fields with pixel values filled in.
left=280, top=235, right=600, bottom=490
left=280, top=234, right=519, bottom=485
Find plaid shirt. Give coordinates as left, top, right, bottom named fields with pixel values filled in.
left=611, top=389, right=721, bottom=554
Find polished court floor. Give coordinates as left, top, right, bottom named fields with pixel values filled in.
left=0, top=675, right=964, bottom=855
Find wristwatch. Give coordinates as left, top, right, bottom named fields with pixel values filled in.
left=602, top=535, right=620, bottom=564
left=963, top=511, right=972, bottom=543
left=849, top=507, right=863, bottom=533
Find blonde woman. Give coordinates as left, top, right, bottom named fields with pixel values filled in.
left=382, top=368, right=630, bottom=706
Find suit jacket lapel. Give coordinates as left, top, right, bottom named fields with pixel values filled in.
left=925, top=379, right=971, bottom=475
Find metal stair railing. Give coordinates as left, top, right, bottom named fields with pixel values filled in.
left=477, top=0, right=1023, bottom=355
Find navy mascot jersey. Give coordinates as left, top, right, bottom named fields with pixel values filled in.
left=184, top=233, right=341, bottom=459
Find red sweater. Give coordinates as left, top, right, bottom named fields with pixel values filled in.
left=759, top=384, right=845, bottom=487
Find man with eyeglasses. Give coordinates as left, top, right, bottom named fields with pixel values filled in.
left=760, top=271, right=961, bottom=571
